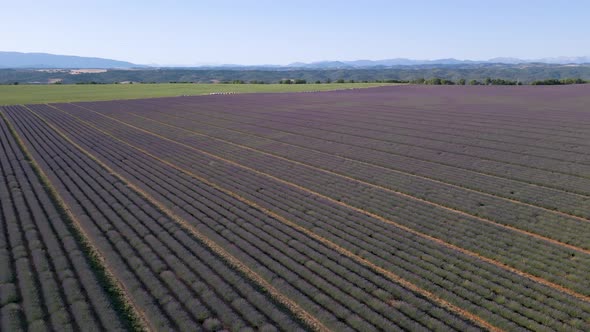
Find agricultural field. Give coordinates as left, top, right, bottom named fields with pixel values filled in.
left=1, top=84, right=590, bottom=331
left=0, top=83, right=394, bottom=105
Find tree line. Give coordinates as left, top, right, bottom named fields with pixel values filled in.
left=226, top=77, right=588, bottom=86
left=5, top=77, right=587, bottom=86
left=2, top=66, right=590, bottom=85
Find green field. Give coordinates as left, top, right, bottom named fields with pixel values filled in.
left=0, top=83, right=396, bottom=105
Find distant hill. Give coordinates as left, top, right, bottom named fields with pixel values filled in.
left=287, top=58, right=477, bottom=68
left=286, top=57, right=590, bottom=68
left=0, top=51, right=142, bottom=69
left=3, top=51, right=590, bottom=70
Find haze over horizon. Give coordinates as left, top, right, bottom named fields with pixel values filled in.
left=4, top=0, right=590, bottom=66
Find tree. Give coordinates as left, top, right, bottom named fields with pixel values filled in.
left=560, top=78, right=586, bottom=84
left=531, top=79, right=561, bottom=85
left=458, top=78, right=466, bottom=85
left=427, top=78, right=442, bottom=85
left=469, top=79, right=480, bottom=85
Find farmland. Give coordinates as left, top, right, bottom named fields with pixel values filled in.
left=0, top=83, right=394, bottom=105
left=1, top=84, right=590, bottom=331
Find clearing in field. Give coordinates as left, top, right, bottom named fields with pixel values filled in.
left=1, top=85, right=590, bottom=331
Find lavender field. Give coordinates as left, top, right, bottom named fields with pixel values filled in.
left=2, top=85, right=590, bottom=331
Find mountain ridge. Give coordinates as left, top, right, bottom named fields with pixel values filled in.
left=286, top=56, right=590, bottom=68
left=0, top=51, right=141, bottom=68
left=1, top=51, right=589, bottom=69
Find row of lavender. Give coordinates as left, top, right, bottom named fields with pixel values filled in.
left=155, top=87, right=590, bottom=167
left=107, top=96, right=590, bottom=240
left=0, top=109, right=127, bottom=331
left=143, top=91, right=590, bottom=187
left=94, top=91, right=590, bottom=217
left=38, top=96, right=590, bottom=331
left=25, top=103, right=483, bottom=331
left=76, top=96, right=590, bottom=294
left=2, top=105, right=311, bottom=331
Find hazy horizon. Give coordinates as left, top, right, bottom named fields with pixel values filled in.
left=5, top=0, right=590, bottom=66
left=4, top=50, right=590, bottom=68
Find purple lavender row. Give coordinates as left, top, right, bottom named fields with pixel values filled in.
left=211, top=102, right=590, bottom=162
left=115, top=98, right=590, bottom=216
left=138, top=95, right=590, bottom=175
left=29, top=104, right=481, bottom=331
left=112, top=107, right=590, bottom=239
left=0, top=108, right=126, bottom=331
left=124, top=96, right=590, bottom=195
left=4, top=105, right=311, bottom=331
left=82, top=104, right=590, bottom=295
left=48, top=101, right=590, bottom=331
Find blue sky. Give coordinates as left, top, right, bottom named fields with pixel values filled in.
left=3, top=0, right=589, bottom=65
